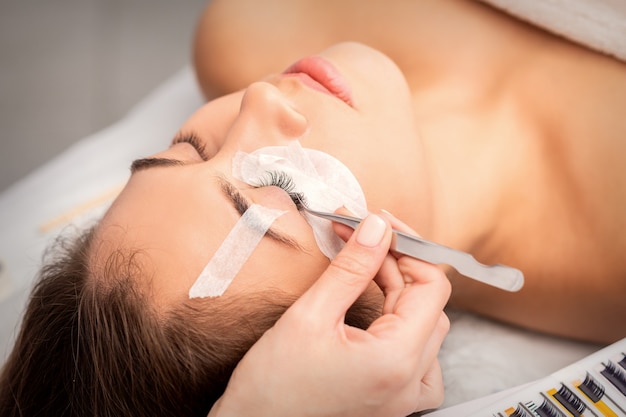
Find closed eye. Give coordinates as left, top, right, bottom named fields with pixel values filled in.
left=171, top=132, right=209, bottom=161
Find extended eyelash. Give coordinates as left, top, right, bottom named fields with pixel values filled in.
left=172, top=132, right=209, bottom=161
left=255, top=171, right=307, bottom=210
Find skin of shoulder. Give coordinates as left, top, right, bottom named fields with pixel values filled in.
left=193, top=0, right=626, bottom=342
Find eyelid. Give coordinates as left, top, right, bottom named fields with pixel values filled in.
left=218, top=177, right=304, bottom=250
left=171, top=132, right=209, bottom=161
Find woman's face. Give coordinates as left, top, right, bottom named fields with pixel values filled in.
left=93, top=43, right=423, bottom=307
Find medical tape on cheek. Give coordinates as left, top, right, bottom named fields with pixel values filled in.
left=188, top=204, right=286, bottom=299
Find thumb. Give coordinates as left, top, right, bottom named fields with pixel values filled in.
left=294, top=214, right=392, bottom=326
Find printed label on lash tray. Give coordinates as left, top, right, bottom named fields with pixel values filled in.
left=232, top=141, right=368, bottom=259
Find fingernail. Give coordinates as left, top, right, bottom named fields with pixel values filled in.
left=380, top=209, right=394, bottom=217
left=356, top=214, right=387, bottom=247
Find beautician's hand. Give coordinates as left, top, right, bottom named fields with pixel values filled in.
left=208, top=211, right=451, bottom=417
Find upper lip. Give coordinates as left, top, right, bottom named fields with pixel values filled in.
left=282, top=56, right=354, bottom=107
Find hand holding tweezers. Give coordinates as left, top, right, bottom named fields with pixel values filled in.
left=302, top=208, right=524, bottom=292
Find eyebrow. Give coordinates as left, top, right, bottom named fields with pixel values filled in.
left=130, top=157, right=186, bottom=174
left=217, top=177, right=304, bottom=251
left=129, top=156, right=303, bottom=250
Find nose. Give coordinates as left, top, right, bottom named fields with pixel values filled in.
left=230, top=81, right=308, bottom=148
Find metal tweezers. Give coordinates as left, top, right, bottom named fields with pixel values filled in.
left=303, top=207, right=524, bottom=292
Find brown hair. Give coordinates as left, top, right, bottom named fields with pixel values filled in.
left=0, top=225, right=379, bottom=416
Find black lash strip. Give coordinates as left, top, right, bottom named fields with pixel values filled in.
left=510, top=404, right=533, bottom=417
left=535, top=399, right=564, bottom=417
left=553, top=384, right=586, bottom=414
left=601, top=361, right=626, bottom=395
left=579, top=372, right=605, bottom=403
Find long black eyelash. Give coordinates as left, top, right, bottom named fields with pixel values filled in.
left=579, top=372, right=605, bottom=403
left=553, top=384, right=586, bottom=414
left=535, top=399, right=562, bottom=417
left=510, top=405, right=533, bottom=417
left=601, top=361, right=626, bottom=395
left=172, top=132, right=209, bottom=161
left=255, top=171, right=307, bottom=210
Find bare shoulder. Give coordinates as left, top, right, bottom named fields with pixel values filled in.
left=463, top=45, right=626, bottom=342
left=191, top=0, right=514, bottom=98
left=516, top=43, right=626, bottom=261
left=193, top=0, right=347, bottom=97
left=411, top=4, right=626, bottom=341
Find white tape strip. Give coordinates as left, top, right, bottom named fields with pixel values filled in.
left=188, top=204, right=286, bottom=299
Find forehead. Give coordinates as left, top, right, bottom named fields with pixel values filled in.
left=91, top=166, right=239, bottom=306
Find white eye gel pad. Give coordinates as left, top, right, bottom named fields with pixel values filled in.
left=232, top=141, right=368, bottom=259
left=188, top=204, right=286, bottom=299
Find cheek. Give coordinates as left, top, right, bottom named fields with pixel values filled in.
left=230, top=242, right=330, bottom=297
left=274, top=252, right=330, bottom=296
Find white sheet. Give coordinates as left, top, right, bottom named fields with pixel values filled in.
left=0, top=66, right=603, bottom=410
left=480, top=0, right=626, bottom=62
left=0, top=66, right=204, bottom=362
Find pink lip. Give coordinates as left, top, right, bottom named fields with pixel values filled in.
left=283, top=56, right=353, bottom=106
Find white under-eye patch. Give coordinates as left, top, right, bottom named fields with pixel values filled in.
left=188, top=204, right=286, bottom=299
left=232, top=141, right=367, bottom=259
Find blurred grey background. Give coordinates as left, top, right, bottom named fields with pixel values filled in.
left=0, top=0, right=208, bottom=192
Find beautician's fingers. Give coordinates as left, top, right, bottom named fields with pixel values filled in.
left=370, top=259, right=450, bottom=345
left=365, top=229, right=451, bottom=358
left=378, top=209, right=419, bottom=236
left=413, top=312, right=451, bottom=379
left=377, top=252, right=448, bottom=300
left=331, top=207, right=422, bottom=242
left=376, top=210, right=450, bottom=313
left=371, top=211, right=420, bottom=311
left=415, top=357, right=445, bottom=411
left=294, top=213, right=393, bottom=326
left=331, top=208, right=450, bottom=318
left=376, top=253, right=406, bottom=314
left=331, top=207, right=358, bottom=241
left=329, top=208, right=404, bottom=312
left=371, top=308, right=448, bottom=414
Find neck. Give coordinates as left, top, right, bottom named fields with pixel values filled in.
left=414, top=90, right=526, bottom=263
